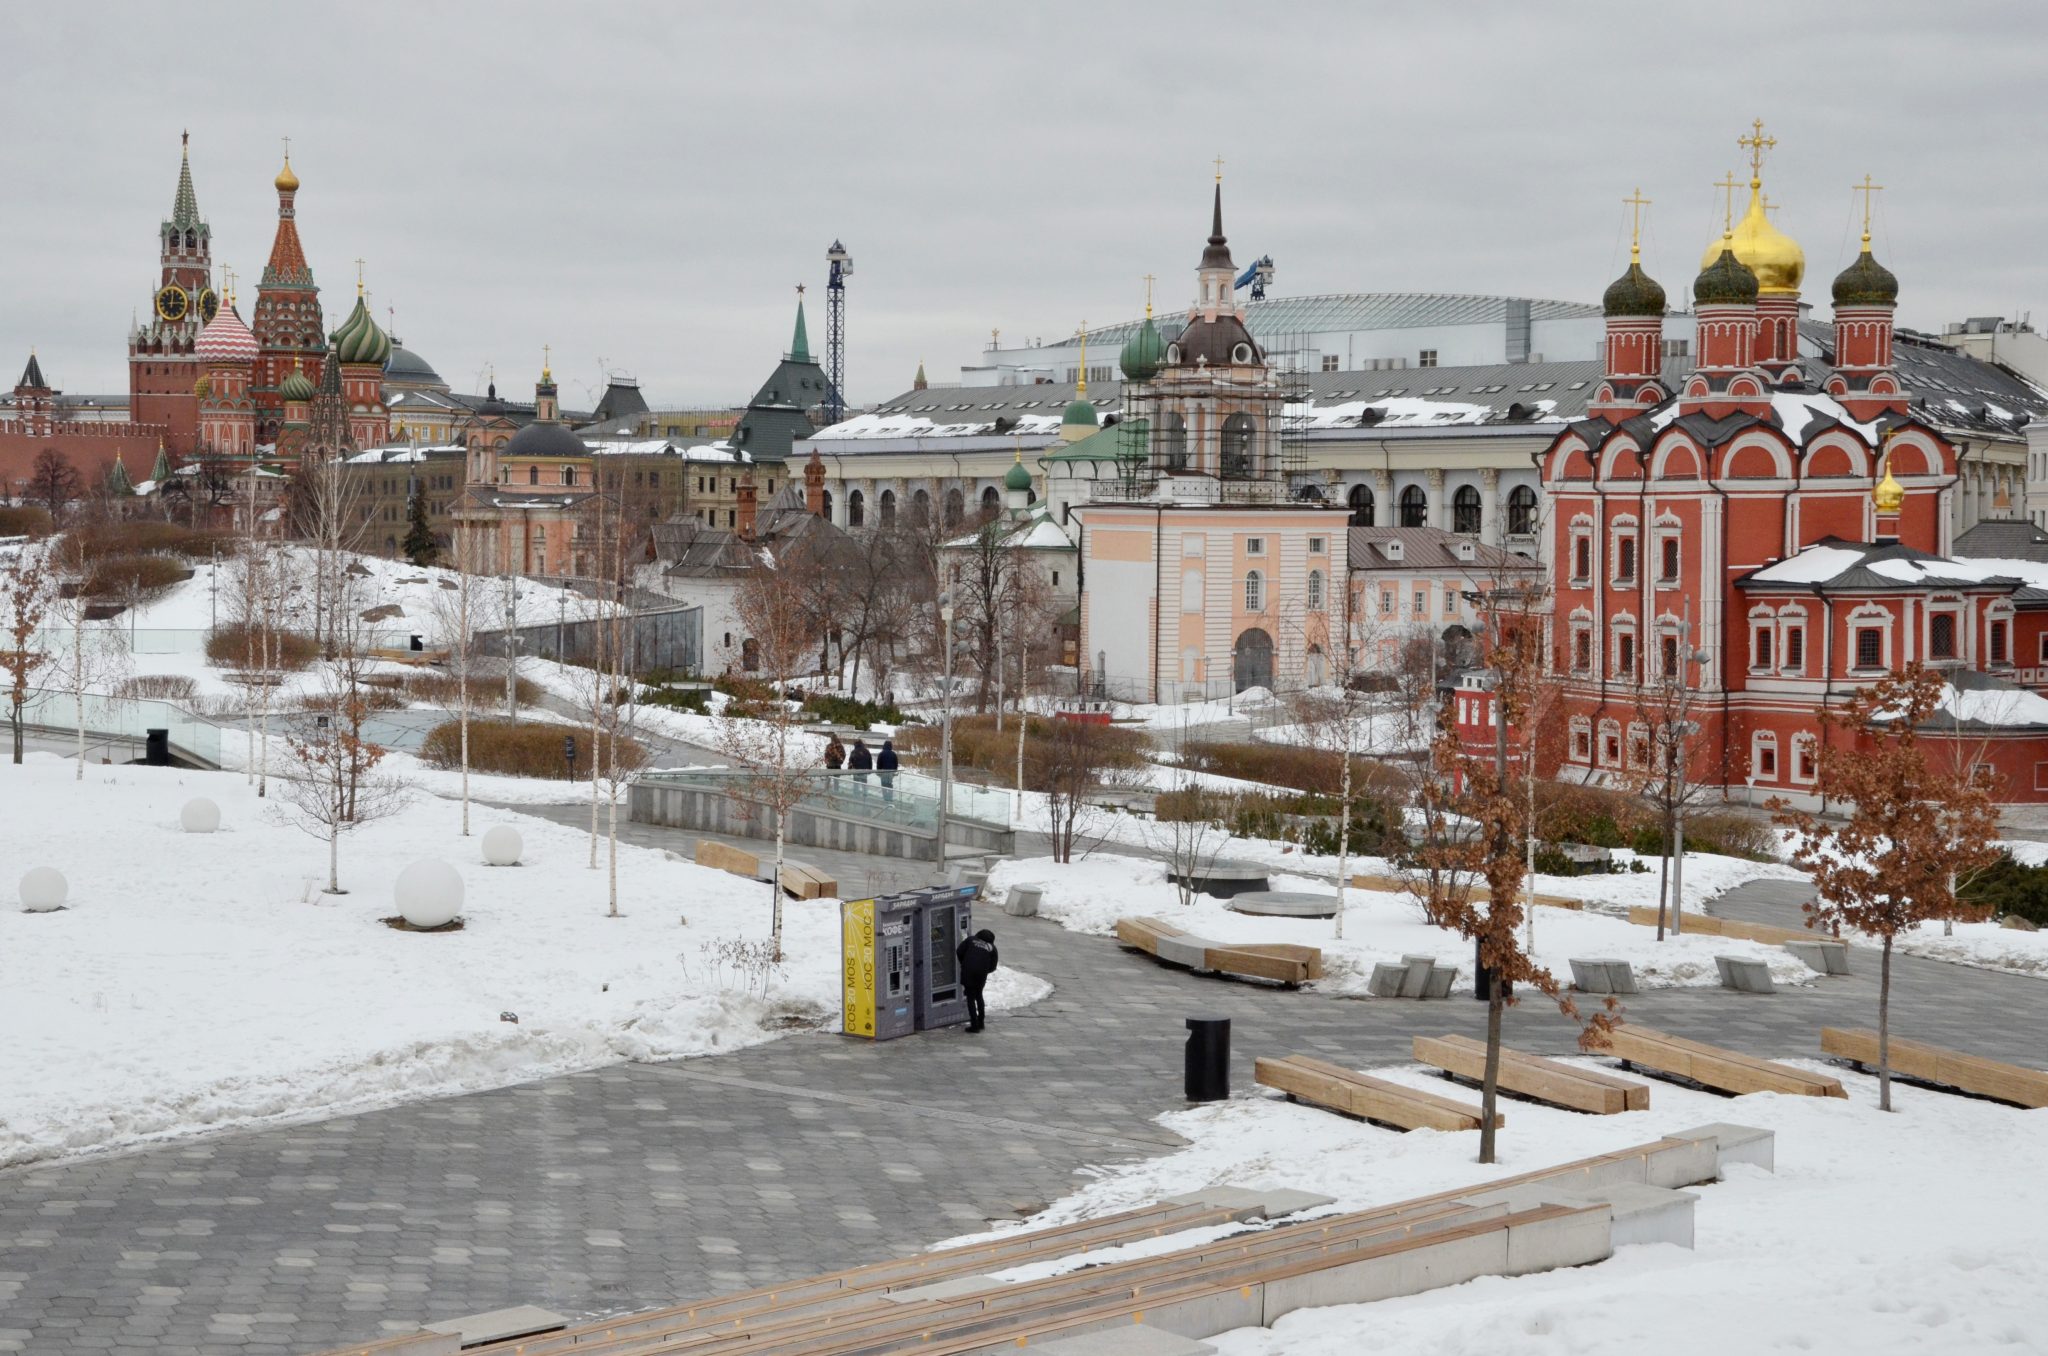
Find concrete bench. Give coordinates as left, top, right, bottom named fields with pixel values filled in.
left=1606, top=1025, right=1846, bottom=1099
left=1569, top=957, right=1639, bottom=995
left=1821, top=1027, right=2048, bottom=1109
left=1366, top=956, right=1457, bottom=998
left=1784, top=938, right=1850, bottom=975
left=1002, top=884, right=1042, bottom=917
left=1168, top=860, right=1271, bottom=899
left=1115, top=916, right=1323, bottom=987
left=1226, top=890, right=1338, bottom=919
left=1455, top=1179, right=1696, bottom=1249
left=1714, top=955, right=1775, bottom=993
left=1413, top=1034, right=1650, bottom=1114
left=1256, top=1054, right=1501, bottom=1131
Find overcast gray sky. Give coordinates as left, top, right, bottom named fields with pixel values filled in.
left=6, top=0, right=2043, bottom=412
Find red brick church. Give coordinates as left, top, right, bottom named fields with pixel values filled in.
left=1541, top=127, right=2048, bottom=806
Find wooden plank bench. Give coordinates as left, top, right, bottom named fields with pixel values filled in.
left=1624, top=905, right=1823, bottom=948
left=1256, top=1054, right=1502, bottom=1131
left=1413, top=1034, right=1649, bottom=1114
left=1820, top=1027, right=2048, bottom=1109
left=777, top=860, right=839, bottom=899
left=1607, top=1025, right=1846, bottom=1099
left=1116, top=916, right=1322, bottom=986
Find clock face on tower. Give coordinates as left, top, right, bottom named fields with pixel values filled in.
left=197, top=288, right=219, bottom=324
left=155, top=284, right=189, bottom=322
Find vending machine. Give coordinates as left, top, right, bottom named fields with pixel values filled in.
left=907, top=884, right=977, bottom=1033
left=840, top=894, right=918, bottom=1040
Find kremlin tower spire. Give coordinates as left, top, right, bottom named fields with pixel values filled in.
left=127, top=132, right=215, bottom=453
left=252, top=142, right=326, bottom=443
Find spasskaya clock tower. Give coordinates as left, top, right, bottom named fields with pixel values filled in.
left=128, top=132, right=215, bottom=455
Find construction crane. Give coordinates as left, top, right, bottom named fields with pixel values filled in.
left=1235, top=254, right=1275, bottom=300
left=825, top=239, right=852, bottom=425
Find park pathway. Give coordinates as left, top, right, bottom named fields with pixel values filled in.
left=3, top=854, right=2045, bottom=1352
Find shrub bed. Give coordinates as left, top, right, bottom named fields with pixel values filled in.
left=1156, top=786, right=1405, bottom=857
left=114, top=674, right=199, bottom=701
left=0, top=506, right=53, bottom=537
left=1180, top=739, right=1410, bottom=797
left=401, top=671, right=542, bottom=708
left=60, top=521, right=236, bottom=566
left=896, top=714, right=1150, bottom=792
left=419, top=718, right=647, bottom=779
left=1959, top=852, right=2048, bottom=927
left=801, top=691, right=910, bottom=729
left=81, top=554, right=191, bottom=604
left=204, top=624, right=319, bottom=670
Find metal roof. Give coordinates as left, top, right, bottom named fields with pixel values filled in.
left=1079, top=292, right=1603, bottom=347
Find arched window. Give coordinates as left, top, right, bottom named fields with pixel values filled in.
left=1348, top=483, right=1374, bottom=527
left=1452, top=485, right=1481, bottom=535
left=1400, top=484, right=1427, bottom=527
left=1306, top=569, right=1325, bottom=612
left=528, top=465, right=539, bottom=485
left=912, top=488, right=931, bottom=525
left=1244, top=569, right=1265, bottom=613
left=1305, top=645, right=1327, bottom=687
left=944, top=487, right=964, bottom=529
left=980, top=486, right=1001, bottom=520
left=1506, top=485, right=1537, bottom=536
left=847, top=489, right=865, bottom=527
left=879, top=488, right=897, bottom=527
left=1220, top=413, right=1256, bottom=477
left=563, top=465, right=577, bottom=486
left=1159, top=412, right=1188, bottom=471
left=821, top=490, right=833, bottom=521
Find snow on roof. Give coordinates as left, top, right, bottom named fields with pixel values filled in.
left=816, top=411, right=1067, bottom=441
left=1772, top=391, right=1879, bottom=442
left=1286, top=395, right=1533, bottom=429
left=1744, top=544, right=1871, bottom=584
left=1864, top=554, right=2048, bottom=589
left=1938, top=682, right=2048, bottom=728
left=347, top=444, right=463, bottom=464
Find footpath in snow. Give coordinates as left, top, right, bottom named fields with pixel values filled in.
left=0, top=755, right=1047, bottom=1168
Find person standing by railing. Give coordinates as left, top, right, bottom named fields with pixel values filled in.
left=848, top=737, right=873, bottom=787
left=876, top=738, right=898, bottom=803
left=824, top=733, right=846, bottom=771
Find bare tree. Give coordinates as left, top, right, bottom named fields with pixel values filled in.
left=1149, top=711, right=1235, bottom=907
left=292, top=453, right=371, bottom=658
left=0, top=542, right=55, bottom=763
left=1040, top=715, right=1124, bottom=865
left=1771, top=664, right=2000, bottom=1111
left=26, top=450, right=81, bottom=524
left=1627, top=612, right=1716, bottom=939
left=714, top=560, right=824, bottom=958
left=431, top=530, right=491, bottom=834
left=46, top=580, right=131, bottom=778
left=224, top=542, right=305, bottom=797
left=273, top=676, right=407, bottom=894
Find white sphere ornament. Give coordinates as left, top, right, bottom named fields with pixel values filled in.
left=20, top=867, right=68, bottom=913
left=481, top=825, right=524, bottom=867
left=180, top=797, right=222, bottom=833
left=394, top=858, right=464, bottom=930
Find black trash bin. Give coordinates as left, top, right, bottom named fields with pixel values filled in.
left=144, top=728, right=170, bottom=766
left=1473, top=938, right=1513, bottom=1002
left=1184, top=1017, right=1231, bottom=1102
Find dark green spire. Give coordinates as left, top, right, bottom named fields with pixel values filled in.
left=150, top=444, right=171, bottom=483
left=106, top=456, right=134, bottom=496
left=790, top=297, right=811, bottom=363
left=170, top=134, right=201, bottom=231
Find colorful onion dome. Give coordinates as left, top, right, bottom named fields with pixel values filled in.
left=280, top=361, right=316, bottom=403
left=275, top=154, right=299, bottom=193
left=195, top=303, right=259, bottom=363
left=331, top=294, right=392, bottom=367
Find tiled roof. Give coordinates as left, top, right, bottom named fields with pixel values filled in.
left=1346, top=525, right=1542, bottom=573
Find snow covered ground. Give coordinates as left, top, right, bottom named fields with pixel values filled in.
left=0, top=755, right=1048, bottom=1168
left=1892, top=917, right=2048, bottom=980
left=979, top=1065, right=2048, bottom=1354
left=985, top=853, right=1815, bottom=996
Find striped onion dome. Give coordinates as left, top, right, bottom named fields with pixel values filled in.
left=195, top=304, right=259, bottom=363
left=331, top=294, right=392, bottom=367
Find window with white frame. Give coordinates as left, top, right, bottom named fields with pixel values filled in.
left=1627, top=722, right=1650, bottom=770
left=1570, top=609, right=1594, bottom=674
left=1751, top=730, right=1779, bottom=781
left=1244, top=570, right=1265, bottom=613
left=1612, top=614, right=1638, bottom=681
left=1598, top=719, right=1622, bottom=767
left=1570, top=717, right=1592, bottom=763
left=1929, top=610, right=1959, bottom=661
left=1991, top=617, right=2011, bottom=665
left=1569, top=517, right=1594, bottom=584
left=1612, top=517, right=1639, bottom=584
left=1380, top=588, right=1395, bottom=616
left=1780, top=608, right=1807, bottom=674
left=1658, top=531, right=1681, bottom=583
left=1750, top=606, right=1777, bottom=671
left=1306, top=569, right=1325, bottom=612
left=1413, top=587, right=1427, bottom=616
left=1245, top=537, right=1265, bottom=556
left=1307, top=536, right=1326, bottom=555
left=1793, top=732, right=1818, bottom=783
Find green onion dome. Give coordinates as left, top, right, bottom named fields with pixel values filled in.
left=1062, top=395, right=1098, bottom=430
left=1119, top=315, right=1166, bottom=381
left=330, top=294, right=392, bottom=367
left=1693, top=243, right=1760, bottom=307
left=1602, top=262, right=1667, bottom=318
left=1004, top=455, right=1032, bottom=492
left=280, top=364, right=316, bottom=402
left=1831, top=245, right=1899, bottom=308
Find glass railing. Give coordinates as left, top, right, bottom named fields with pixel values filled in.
left=637, top=766, right=1015, bottom=833
left=31, top=627, right=420, bottom=658
left=18, top=687, right=224, bottom=765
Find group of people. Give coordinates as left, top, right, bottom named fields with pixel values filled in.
left=823, top=734, right=898, bottom=792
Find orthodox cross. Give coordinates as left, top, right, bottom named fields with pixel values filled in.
left=354, top=258, right=366, bottom=296
left=1143, top=273, right=1156, bottom=317
left=1738, top=118, right=1776, bottom=184
left=1623, top=187, right=1651, bottom=263
left=1213, top=154, right=1225, bottom=183
left=1714, top=172, right=1741, bottom=234
left=1853, top=173, right=1885, bottom=241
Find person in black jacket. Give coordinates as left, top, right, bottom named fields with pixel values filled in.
left=956, top=928, right=999, bottom=1032
left=849, top=738, right=873, bottom=785
left=876, top=738, right=898, bottom=802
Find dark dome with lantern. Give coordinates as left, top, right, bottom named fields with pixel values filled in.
left=504, top=420, right=586, bottom=459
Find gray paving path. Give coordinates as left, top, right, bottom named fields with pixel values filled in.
left=5, top=854, right=2045, bottom=1353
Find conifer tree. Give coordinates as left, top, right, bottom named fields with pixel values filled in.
left=402, top=488, right=438, bottom=566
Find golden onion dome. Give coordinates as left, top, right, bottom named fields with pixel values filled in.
left=275, top=155, right=300, bottom=193
left=1701, top=180, right=1803, bottom=296
left=1874, top=459, right=1905, bottom=514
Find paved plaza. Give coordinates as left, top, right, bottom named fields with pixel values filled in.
left=4, top=855, right=2045, bottom=1352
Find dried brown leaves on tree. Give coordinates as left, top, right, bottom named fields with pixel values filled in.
left=1770, top=663, right=1999, bottom=1110
left=0, top=543, right=55, bottom=764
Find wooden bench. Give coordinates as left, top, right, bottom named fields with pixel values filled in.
left=1607, top=1025, right=1846, bottom=1099
left=1624, top=905, right=1823, bottom=948
left=1351, top=872, right=1583, bottom=910
left=777, top=860, right=839, bottom=900
left=1820, top=1028, right=2048, bottom=1109
left=695, top=840, right=837, bottom=899
left=1413, top=1034, right=1649, bottom=1115
left=1116, top=916, right=1322, bottom=987
left=1256, top=1054, right=1502, bottom=1131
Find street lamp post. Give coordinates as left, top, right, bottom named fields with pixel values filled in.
left=938, top=591, right=955, bottom=874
